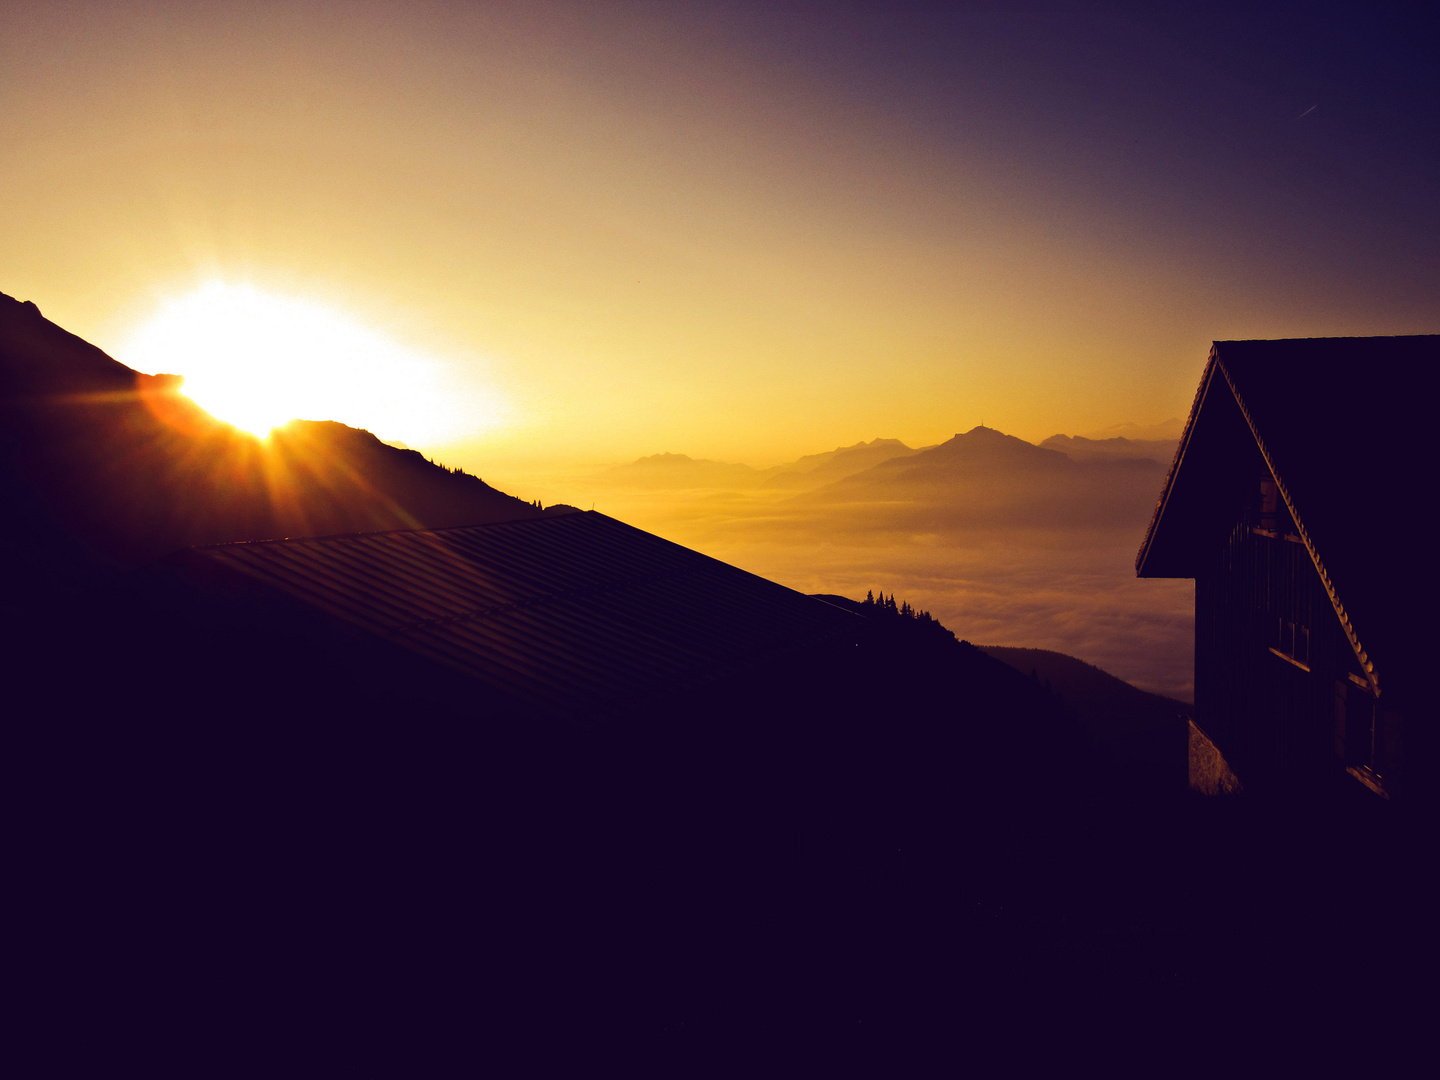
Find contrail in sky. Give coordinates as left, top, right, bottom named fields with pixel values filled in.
left=1295, top=105, right=1318, bottom=120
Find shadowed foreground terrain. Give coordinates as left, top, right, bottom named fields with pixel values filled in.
left=15, top=573, right=1429, bottom=1055
left=980, top=644, right=1190, bottom=792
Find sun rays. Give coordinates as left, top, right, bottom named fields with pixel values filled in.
left=118, top=282, right=504, bottom=443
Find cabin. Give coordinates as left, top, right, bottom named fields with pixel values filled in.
left=1136, top=336, right=1437, bottom=804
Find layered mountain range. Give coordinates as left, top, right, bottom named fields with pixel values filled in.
left=795, top=425, right=1171, bottom=532
left=602, top=425, right=1177, bottom=542
left=604, top=437, right=925, bottom=491
left=601, top=427, right=1177, bottom=526
left=585, top=421, right=1191, bottom=701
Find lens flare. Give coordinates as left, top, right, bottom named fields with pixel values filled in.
left=118, top=282, right=504, bottom=442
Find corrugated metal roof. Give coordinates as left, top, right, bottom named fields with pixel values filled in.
left=172, top=511, right=860, bottom=714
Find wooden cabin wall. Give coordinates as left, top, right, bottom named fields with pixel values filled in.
left=1196, top=514, right=1368, bottom=790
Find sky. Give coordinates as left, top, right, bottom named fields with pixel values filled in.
left=3, top=1, right=1436, bottom=474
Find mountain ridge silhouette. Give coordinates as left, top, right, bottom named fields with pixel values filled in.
left=603, top=437, right=925, bottom=492
left=1038, top=432, right=1178, bottom=465
left=790, top=424, right=1165, bottom=530
left=603, top=426, right=1172, bottom=500
left=760, top=437, right=924, bottom=488
left=0, top=290, right=557, bottom=603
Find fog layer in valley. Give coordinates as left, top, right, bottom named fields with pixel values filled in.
left=538, top=427, right=1194, bottom=702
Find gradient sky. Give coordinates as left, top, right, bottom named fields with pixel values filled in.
left=3, top=1, right=1436, bottom=473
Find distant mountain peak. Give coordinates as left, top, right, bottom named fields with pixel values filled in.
left=757, top=437, right=920, bottom=490
left=956, top=423, right=1017, bottom=439
left=633, top=451, right=696, bottom=464
left=929, top=425, right=1054, bottom=457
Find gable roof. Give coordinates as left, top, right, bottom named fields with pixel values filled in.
left=1137, top=335, right=1437, bottom=703
left=147, top=510, right=860, bottom=716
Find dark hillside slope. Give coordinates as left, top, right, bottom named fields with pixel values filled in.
left=980, top=645, right=1188, bottom=789
left=0, top=290, right=546, bottom=602
left=30, top=558, right=1118, bottom=1030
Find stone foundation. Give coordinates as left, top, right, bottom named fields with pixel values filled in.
left=1188, top=718, right=1243, bottom=795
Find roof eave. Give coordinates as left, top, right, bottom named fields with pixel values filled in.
left=1135, top=345, right=1221, bottom=578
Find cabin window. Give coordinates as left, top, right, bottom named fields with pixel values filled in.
left=1336, top=678, right=1371, bottom=765
left=1336, top=675, right=1390, bottom=797
left=1269, top=617, right=1310, bottom=671
left=1256, top=479, right=1279, bottom=536
left=1249, top=477, right=1303, bottom=542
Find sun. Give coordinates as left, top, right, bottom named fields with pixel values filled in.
left=118, top=282, right=499, bottom=441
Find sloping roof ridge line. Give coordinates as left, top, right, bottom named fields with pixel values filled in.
left=1135, top=346, right=1219, bottom=575
left=1213, top=355, right=1380, bottom=698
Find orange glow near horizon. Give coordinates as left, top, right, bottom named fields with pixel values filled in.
left=118, top=282, right=509, bottom=442
left=3, top=3, right=1434, bottom=472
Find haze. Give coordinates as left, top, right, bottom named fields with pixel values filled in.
left=4, top=2, right=1433, bottom=698
left=6, top=2, right=1435, bottom=467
